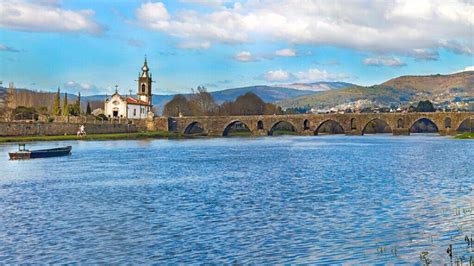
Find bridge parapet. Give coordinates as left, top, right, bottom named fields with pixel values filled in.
left=158, top=112, right=474, bottom=137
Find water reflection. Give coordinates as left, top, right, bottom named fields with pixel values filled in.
left=0, top=136, right=472, bottom=263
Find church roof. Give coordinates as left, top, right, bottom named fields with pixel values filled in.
left=127, top=97, right=150, bottom=106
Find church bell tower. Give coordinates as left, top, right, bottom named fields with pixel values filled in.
left=138, top=57, right=152, bottom=105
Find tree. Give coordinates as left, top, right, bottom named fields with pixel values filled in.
left=189, top=86, right=217, bottom=115
left=233, top=92, right=265, bottom=115
left=75, top=92, right=81, bottom=115
left=416, top=100, right=435, bottom=112
left=62, top=93, right=69, bottom=116
left=163, top=95, right=193, bottom=117
left=0, top=88, right=13, bottom=121
left=52, top=87, right=61, bottom=116
left=86, top=102, right=92, bottom=115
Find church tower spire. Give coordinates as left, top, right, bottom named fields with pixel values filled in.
left=138, top=57, right=152, bottom=105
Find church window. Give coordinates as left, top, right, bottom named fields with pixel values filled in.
left=134, top=109, right=136, bottom=116
left=142, top=84, right=145, bottom=93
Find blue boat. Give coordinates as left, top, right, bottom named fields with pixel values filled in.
left=9, top=144, right=72, bottom=160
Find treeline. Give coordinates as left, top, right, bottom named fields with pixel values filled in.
left=163, top=86, right=282, bottom=116
left=0, top=87, right=103, bottom=121
left=0, top=87, right=104, bottom=118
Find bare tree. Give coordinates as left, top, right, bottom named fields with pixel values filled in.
left=189, top=86, right=217, bottom=116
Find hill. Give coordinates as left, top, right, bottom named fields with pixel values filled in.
left=278, top=71, right=474, bottom=110
left=382, top=71, right=474, bottom=95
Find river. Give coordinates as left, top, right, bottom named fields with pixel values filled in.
left=0, top=135, right=472, bottom=264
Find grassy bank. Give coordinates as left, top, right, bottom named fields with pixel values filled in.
left=0, top=131, right=184, bottom=143
left=455, top=132, right=474, bottom=139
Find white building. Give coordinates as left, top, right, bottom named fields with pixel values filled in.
left=104, top=59, right=153, bottom=119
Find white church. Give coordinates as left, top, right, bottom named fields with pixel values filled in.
left=104, top=59, right=153, bottom=119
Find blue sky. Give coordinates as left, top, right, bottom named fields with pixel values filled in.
left=0, top=0, right=473, bottom=95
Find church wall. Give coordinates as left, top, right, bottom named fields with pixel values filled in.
left=127, top=104, right=148, bottom=119
left=104, top=95, right=127, bottom=118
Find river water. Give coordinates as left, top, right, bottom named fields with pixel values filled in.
left=0, top=135, right=472, bottom=264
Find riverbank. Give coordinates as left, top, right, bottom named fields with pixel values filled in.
left=0, top=131, right=183, bottom=143
left=455, top=132, right=474, bottom=139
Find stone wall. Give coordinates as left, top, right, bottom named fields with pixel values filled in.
left=0, top=121, right=138, bottom=137
left=170, top=112, right=474, bottom=137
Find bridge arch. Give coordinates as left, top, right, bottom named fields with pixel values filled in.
left=350, top=118, right=357, bottom=130
left=269, top=121, right=296, bottom=136
left=315, top=119, right=345, bottom=135
left=409, top=117, right=439, bottom=134
left=222, top=120, right=251, bottom=137
left=362, top=118, right=392, bottom=134
left=184, top=121, right=206, bottom=135
left=444, top=117, right=452, bottom=129
left=257, top=120, right=264, bottom=130
left=456, top=116, right=474, bottom=132
left=397, top=118, right=404, bottom=128
left=303, top=119, right=310, bottom=130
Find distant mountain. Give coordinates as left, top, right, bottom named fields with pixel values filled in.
left=277, top=81, right=355, bottom=92
left=278, top=71, right=474, bottom=110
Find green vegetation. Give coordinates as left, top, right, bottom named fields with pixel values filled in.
left=52, top=87, right=61, bottom=116
left=0, top=131, right=184, bottom=143
left=455, top=132, right=474, bottom=139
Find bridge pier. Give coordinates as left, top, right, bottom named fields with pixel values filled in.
left=252, top=129, right=269, bottom=136
left=439, top=129, right=457, bottom=136
left=346, top=129, right=363, bottom=136
left=392, top=128, right=410, bottom=136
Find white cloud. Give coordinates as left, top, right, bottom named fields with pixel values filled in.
left=0, top=0, right=103, bottom=35
left=0, top=44, right=20, bottom=52
left=363, top=56, right=406, bottom=67
left=234, top=51, right=257, bottom=62
left=263, top=70, right=292, bottom=82
left=134, top=0, right=473, bottom=58
left=262, top=68, right=348, bottom=83
left=64, top=81, right=100, bottom=94
left=179, top=0, right=229, bottom=8
left=275, top=48, right=297, bottom=57
left=178, top=41, right=211, bottom=49
left=456, top=66, right=474, bottom=73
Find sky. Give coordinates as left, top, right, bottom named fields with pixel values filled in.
left=0, top=0, right=473, bottom=95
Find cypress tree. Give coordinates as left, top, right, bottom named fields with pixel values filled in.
left=86, top=102, right=92, bottom=115
left=62, top=93, right=69, bottom=116
left=52, top=87, right=61, bottom=116
left=76, top=92, right=81, bottom=115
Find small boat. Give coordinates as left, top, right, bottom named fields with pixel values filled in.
left=9, top=144, right=72, bottom=160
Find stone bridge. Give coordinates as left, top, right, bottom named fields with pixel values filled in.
left=163, top=112, right=474, bottom=137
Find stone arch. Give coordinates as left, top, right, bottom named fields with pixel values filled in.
left=315, top=119, right=345, bottom=135
left=184, top=121, right=206, bottom=135
left=303, top=119, right=310, bottom=130
left=409, top=117, right=439, bottom=133
left=397, top=118, right=404, bottom=128
left=223, top=120, right=251, bottom=137
left=456, top=117, right=474, bottom=132
left=350, top=118, right=357, bottom=130
left=362, top=118, right=392, bottom=134
left=444, top=117, right=452, bottom=129
left=269, top=121, right=296, bottom=136
left=257, top=120, right=264, bottom=130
